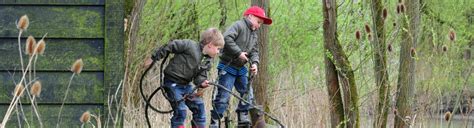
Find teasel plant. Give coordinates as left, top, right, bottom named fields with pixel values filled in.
left=4, top=79, right=39, bottom=128
left=12, top=84, right=31, bottom=127
left=25, top=36, right=36, bottom=83
left=80, top=111, right=91, bottom=128
left=33, top=34, right=47, bottom=79
left=30, top=81, right=43, bottom=128
left=1, top=27, right=47, bottom=128
left=56, top=58, right=83, bottom=127
left=80, top=111, right=101, bottom=128
left=16, top=15, right=29, bottom=78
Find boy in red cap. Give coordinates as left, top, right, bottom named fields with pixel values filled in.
left=210, top=6, right=272, bottom=127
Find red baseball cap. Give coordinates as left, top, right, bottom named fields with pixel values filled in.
left=243, top=6, right=272, bottom=25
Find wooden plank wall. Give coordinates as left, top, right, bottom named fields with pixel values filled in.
left=0, top=0, right=123, bottom=127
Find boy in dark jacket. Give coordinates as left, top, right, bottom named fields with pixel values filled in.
left=210, top=6, right=272, bottom=127
left=145, top=28, right=224, bottom=128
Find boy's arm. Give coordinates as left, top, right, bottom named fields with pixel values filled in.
left=223, top=23, right=243, bottom=59
left=249, top=40, right=259, bottom=66
left=193, top=56, right=212, bottom=87
left=151, top=40, right=189, bottom=60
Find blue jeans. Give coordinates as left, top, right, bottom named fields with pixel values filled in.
left=211, top=69, right=253, bottom=120
left=163, top=79, right=206, bottom=127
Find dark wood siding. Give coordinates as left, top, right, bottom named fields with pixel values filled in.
left=0, top=0, right=123, bottom=127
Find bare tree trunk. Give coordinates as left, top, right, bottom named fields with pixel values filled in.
left=124, top=0, right=147, bottom=105
left=322, top=0, right=359, bottom=128
left=250, top=0, right=270, bottom=127
left=394, top=0, right=420, bottom=127
left=369, top=0, right=390, bottom=127
left=325, top=55, right=345, bottom=128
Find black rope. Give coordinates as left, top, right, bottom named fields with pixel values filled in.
left=140, top=54, right=201, bottom=128
left=140, top=55, right=173, bottom=128
left=209, top=82, right=285, bottom=128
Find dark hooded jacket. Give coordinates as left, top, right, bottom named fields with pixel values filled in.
left=152, top=39, right=211, bottom=86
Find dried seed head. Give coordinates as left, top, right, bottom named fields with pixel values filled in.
left=382, top=8, right=388, bottom=20
left=17, top=15, right=29, bottom=31
left=355, top=30, right=361, bottom=40
left=31, top=81, right=42, bottom=97
left=393, top=108, right=398, bottom=115
left=442, top=45, right=448, bottom=52
left=71, top=59, right=83, bottom=74
left=35, top=39, right=45, bottom=55
left=26, top=36, right=36, bottom=56
left=410, top=47, right=416, bottom=57
left=399, top=3, right=405, bottom=13
left=388, top=43, right=393, bottom=52
left=365, top=24, right=371, bottom=33
left=13, top=84, right=25, bottom=97
left=449, top=29, right=456, bottom=41
left=444, top=111, right=452, bottom=121
left=396, top=5, right=401, bottom=14
left=80, top=111, right=91, bottom=123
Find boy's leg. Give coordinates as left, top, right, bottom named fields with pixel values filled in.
left=163, top=80, right=188, bottom=128
left=235, top=74, right=251, bottom=125
left=185, top=96, right=206, bottom=128
left=210, top=70, right=236, bottom=125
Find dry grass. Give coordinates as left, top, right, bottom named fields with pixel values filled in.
left=121, top=59, right=331, bottom=127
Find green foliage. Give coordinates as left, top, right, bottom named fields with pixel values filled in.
left=137, top=0, right=473, bottom=94
left=122, top=0, right=474, bottom=127
left=267, top=0, right=324, bottom=88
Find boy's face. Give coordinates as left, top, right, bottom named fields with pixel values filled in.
left=249, top=15, right=264, bottom=30
left=203, top=43, right=221, bottom=58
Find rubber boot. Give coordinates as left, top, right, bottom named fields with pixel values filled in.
left=237, top=112, right=251, bottom=128
left=209, top=118, right=219, bottom=128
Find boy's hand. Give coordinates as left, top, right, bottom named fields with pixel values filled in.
left=239, top=52, right=248, bottom=62
left=200, top=80, right=209, bottom=88
left=195, top=88, right=205, bottom=97
left=144, top=58, right=153, bottom=68
left=250, top=64, right=258, bottom=75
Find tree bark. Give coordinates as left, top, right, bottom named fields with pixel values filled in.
left=250, top=0, right=270, bottom=127
left=369, top=0, right=390, bottom=127
left=394, top=0, right=420, bottom=127
left=325, top=55, right=345, bottom=128
left=322, top=0, right=359, bottom=127
left=124, top=0, right=146, bottom=105
left=218, top=0, right=227, bottom=31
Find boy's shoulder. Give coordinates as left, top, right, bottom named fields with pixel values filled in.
left=173, top=39, right=197, bottom=44
left=233, top=19, right=246, bottom=27
left=168, top=39, right=199, bottom=51
left=226, top=19, right=249, bottom=32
